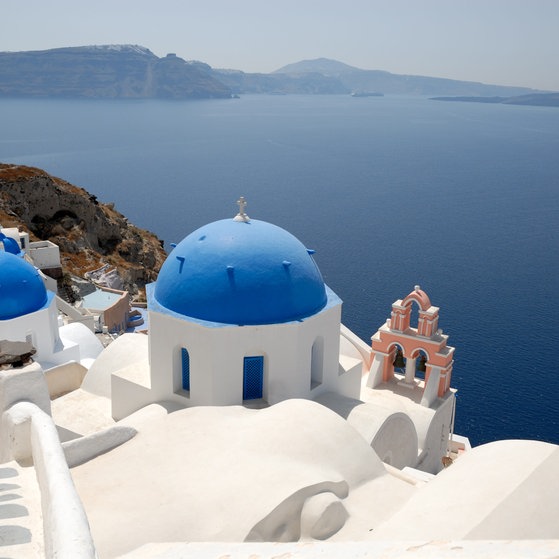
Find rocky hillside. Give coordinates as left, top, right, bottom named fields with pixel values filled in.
left=0, top=45, right=232, bottom=99
left=0, top=164, right=167, bottom=298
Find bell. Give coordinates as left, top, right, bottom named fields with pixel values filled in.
left=417, top=355, right=427, bottom=372
left=393, top=349, right=405, bottom=369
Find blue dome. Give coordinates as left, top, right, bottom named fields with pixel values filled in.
left=0, top=232, right=22, bottom=255
left=0, top=251, right=49, bottom=320
left=154, top=219, right=327, bottom=325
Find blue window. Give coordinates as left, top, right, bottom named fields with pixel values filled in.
left=243, top=356, right=263, bottom=400
left=181, top=347, right=190, bottom=391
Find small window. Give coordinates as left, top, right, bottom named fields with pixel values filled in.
left=181, top=347, right=190, bottom=391
left=311, top=337, right=324, bottom=389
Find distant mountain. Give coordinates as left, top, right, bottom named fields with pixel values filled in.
left=431, top=92, right=559, bottom=107
left=273, top=58, right=545, bottom=97
left=275, top=58, right=362, bottom=76
left=0, top=46, right=232, bottom=99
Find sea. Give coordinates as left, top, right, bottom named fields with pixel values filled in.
left=1, top=94, right=558, bottom=447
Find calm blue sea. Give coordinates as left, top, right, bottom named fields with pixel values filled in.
left=1, top=95, right=558, bottom=447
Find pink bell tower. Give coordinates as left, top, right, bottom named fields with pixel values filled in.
left=367, top=286, right=455, bottom=407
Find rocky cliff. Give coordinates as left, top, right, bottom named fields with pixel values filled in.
left=0, top=45, right=232, bottom=99
left=0, top=164, right=167, bottom=298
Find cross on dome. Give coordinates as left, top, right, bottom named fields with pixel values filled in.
left=234, top=196, right=250, bottom=222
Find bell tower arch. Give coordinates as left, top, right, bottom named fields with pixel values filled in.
left=367, top=286, right=454, bottom=407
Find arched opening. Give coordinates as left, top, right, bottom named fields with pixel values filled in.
left=409, top=300, right=421, bottom=332
left=310, top=337, right=324, bottom=390
left=392, top=343, right=418, bottom=385
left=392, top=343, right=406, bottom=375
left=414, top=350, right=428, bottom=381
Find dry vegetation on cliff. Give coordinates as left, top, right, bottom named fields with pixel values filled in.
left=0, top=163, right=167, bottom=299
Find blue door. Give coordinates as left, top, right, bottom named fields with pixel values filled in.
left=243, top=356, right=263, bottom=400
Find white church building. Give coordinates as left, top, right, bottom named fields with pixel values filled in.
left=0, top=235, right=101, bottom=371
left=109, top=199, right=362, bottom=420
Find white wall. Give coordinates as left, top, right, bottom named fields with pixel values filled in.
left=0, top=298, right=97, bottom=370
left=408, top=393, right=455, bottom=474
left=0, top=300, right=58, bottom=360
left=144, top=301, right=349, bottom=410
left=28, top=240, right=61, bottom=269
left=0, top=362, right=51, bottom=430
left=44, top=361, right=87, bottom=399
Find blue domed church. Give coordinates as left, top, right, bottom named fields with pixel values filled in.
left=0, top=249, right=83, bottom=367
left=112, top=200, right=362, bottom=418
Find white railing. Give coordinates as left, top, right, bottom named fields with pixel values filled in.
left=2, top=402, right=97, bottom=559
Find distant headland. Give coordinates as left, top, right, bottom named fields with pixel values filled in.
left=0, top=46, right=552, bottom=99
left=431, top=92, right=559, bottom=108
left=0, top=45, right=232, bottom=99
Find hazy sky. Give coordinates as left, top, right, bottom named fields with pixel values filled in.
left=3, top=0, right=558, bottom=90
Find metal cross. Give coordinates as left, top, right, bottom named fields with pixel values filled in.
left=234, top=196, right=250, bottom=222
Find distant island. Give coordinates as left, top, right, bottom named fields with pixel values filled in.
left=430, top=93, right=559, bottom=107
left=217, top=58, right=545, bottom=97
left=0, top=46, right=552, bottom=99
left=351, top=91, right=384, bottom=97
